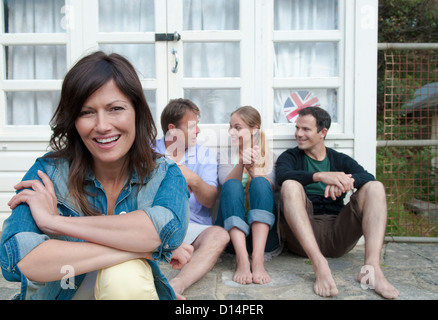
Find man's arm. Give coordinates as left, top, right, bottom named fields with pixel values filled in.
left=275, top=148, right=314, bottom=186
left=312, top=171, right=355, bottom=194
left=330, top=149, right=375, bottom=189
left=177, top=164, right=218, bottom=208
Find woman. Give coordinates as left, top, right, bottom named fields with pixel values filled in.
left=215, top=106, right=280, bottom=285
left=0, top=51, right=192, bottom=300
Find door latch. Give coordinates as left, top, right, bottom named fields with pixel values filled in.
left=155, top=31, right=181, bottom=42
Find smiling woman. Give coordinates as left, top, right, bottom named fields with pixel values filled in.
left=75, top=80, right=136, bottom=171
left=0, top=51, right=192, bottom=300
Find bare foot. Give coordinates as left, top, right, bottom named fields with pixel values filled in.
left=233, top=256, right=252, bottom=284
left=357, top=265, right=399, bottom=299
left=313, top=258, right=338, bottom=297
left=251, top=256, right=271, bottom=284
left=169, top=277, right=187, bottom=300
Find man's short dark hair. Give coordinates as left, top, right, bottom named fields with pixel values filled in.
left=298, top=106, right=331, bottom=132
left=160, top=98, right=200, bottom=135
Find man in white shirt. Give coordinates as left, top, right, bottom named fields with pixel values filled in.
left=155, top=98, right=230, bottom=299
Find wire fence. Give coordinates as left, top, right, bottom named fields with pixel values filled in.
left=379, top=47, right=438, bottom=237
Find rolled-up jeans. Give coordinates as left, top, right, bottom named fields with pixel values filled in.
left=215, top=177, right=279, bottom=253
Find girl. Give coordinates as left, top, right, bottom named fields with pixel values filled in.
left=216, top=106, right=280, bottom=285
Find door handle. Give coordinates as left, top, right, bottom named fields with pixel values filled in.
left=172, top=49, right=178, bottom=73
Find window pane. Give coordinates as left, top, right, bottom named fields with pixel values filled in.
left=273, top=89, right=338, bottom=123
left=144, top=90, right=157, bottom=124
left=184, top=42, right=240, bottom=78
left=4, top=0, right=66, bottom=33
left=274, top=0, right=338, bottom=30
left=99, top=44, right=155, bottom=79
left=274, top=42, right=338, bottom=78
left=98, top=0, right=155, bottom=32
left=184, top=89, right=240, bottom=124
left=6, top=91, right=60, bottom=125
left=5, top=45, right=67, bottom=80
left=183, top=0, right=239, bottom=31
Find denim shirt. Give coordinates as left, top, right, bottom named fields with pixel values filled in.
left=0, top=154, right=190, bottom=300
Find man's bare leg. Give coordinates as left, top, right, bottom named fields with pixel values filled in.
left=280, top=180, right=338, bottom=297
left=170, top=226, right=230, bottom=299
left=355, top=181, right=399, bottom=299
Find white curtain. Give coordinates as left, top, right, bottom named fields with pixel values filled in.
left=183, top=0, right=239, bottom=31
left=99, top=0, right=154, bottom=33
left=274, top=0, right=338, bottom=30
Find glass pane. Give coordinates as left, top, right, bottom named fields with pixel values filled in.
left=144, top=90, right=157, bottom=124
left=184, top=42, right=240, bottom=78
left=6, top=91, right=60, bottom=125
left=183, top=0, right=239, bottom=31
left=98, top=0, right=155, bottom=32
left=274, top=42, right=338, bottom=78
left=5, top=45, right=67, bottom=80
left=184, top=89, right=240, bottom=124
left=273, top=88, right=338, bottom=124
left=99, top=44, right=155, bottom=79
left=274, top=0, right=338, bottom=30
left=4, top=0, right=66, bottom=33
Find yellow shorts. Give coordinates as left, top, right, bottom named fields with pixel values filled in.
left=94, top=259, right=159, bottom=300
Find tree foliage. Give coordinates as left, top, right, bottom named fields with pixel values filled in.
left=379, top=0, right=438, bottom=43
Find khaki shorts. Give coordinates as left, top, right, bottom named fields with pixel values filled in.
left=280, top=192, right=363, bottom=258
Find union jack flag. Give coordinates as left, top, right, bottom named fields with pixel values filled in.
left=283, top=90, right=320, bottom=123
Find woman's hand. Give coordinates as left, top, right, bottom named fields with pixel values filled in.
left=169, top=242, right=194, bottom=270
left=8, top=170, right=59, bottom=234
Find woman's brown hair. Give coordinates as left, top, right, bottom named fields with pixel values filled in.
left=47, top=51, right=158, bottom=216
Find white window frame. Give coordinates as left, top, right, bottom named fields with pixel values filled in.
left=257, top=0, right=353, bottom=143
left=0, top=1, right=67, bottom=139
